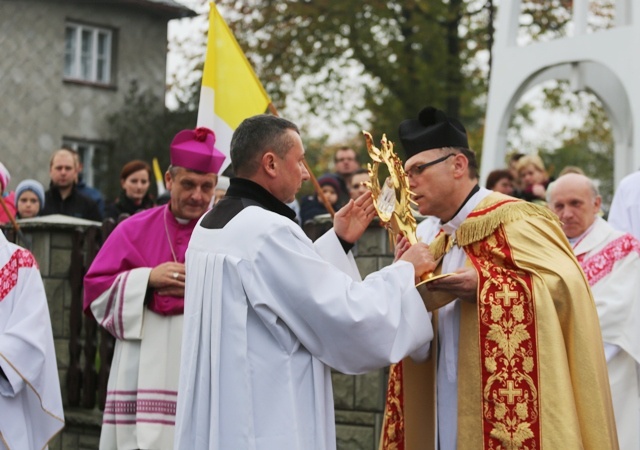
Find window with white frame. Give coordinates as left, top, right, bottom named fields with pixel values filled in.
left=62, top=139, right=111, bottom=194
left=64, top=22, right=113, bottom=84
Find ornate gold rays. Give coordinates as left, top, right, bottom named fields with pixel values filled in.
left=363, top=131, right=419, bottom=245
left=363, top=131, right=450, bottom=286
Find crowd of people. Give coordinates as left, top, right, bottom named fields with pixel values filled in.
left=0, top=152, right=231, bottom=229
left=1, top=106, right=639, bottom=450
left=3, top=131, right=555, bottom=232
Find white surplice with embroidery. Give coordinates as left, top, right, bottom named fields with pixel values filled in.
left=89, top=270, right=183, bottom=450
left=175, top=206, right=433, bottom=450
left=573, top=216, right=640, bottom=450
left=0, top=233, right=64, bottom=449
left=84, top=205, right=195, bottom=450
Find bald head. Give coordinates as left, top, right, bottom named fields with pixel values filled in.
left=548, top=173, right=601, bottom=239
left=49, top=148, right=79, bottom=192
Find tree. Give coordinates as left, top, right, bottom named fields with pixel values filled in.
left=537, top=84, right=614, bottom=204
left=167, top=0, right=617, bottom=191
left=105, top=81, right=197, bottom=200
left=208, top=0, right=494, bottom=157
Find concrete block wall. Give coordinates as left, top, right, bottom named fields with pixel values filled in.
left=305, top=219, right=394, bottom=450
left=8, top=218, right=103, bottom=449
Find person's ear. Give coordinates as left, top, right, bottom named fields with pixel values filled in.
left=262, top=151, right=278, bottom=178
left=452, top=153, right=468, bottom=179
left=164, top=171, right=172, bottom=190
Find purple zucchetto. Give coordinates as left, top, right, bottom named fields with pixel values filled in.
left=170, top=127, right=226, bottom=174
left=398, top=106, right=469, bottom=159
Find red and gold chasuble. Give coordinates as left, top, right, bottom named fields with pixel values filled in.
left=467, top=219, right=540, bottom=448
left=380, top=194, right=619, bottom=450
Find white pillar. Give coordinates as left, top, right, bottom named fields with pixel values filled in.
left=481, top=0, right=638, bottom=187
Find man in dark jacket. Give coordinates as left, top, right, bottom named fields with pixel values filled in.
left=40, top=149, right=101, bottom=221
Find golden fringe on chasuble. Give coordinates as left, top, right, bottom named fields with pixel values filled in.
left=380, top=194, right=619, bottom=449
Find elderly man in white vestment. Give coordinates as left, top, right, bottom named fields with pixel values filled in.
left=549, top=173, right=640, bottom=449
left=175, top=114, right=436, bottom=450
left=0, top=232, right=64, bottom=449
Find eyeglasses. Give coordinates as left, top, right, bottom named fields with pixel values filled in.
left=406, top=153, right=455, bottom=178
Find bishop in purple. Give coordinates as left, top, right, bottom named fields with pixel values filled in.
left=83, top=127, right=224, bottom=450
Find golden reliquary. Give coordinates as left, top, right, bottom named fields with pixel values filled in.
left=362, top=131, right=449, bottom=285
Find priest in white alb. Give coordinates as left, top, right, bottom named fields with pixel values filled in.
left=174, top=114, right=436, bottom=450
left=83, top=127, right=225, bottom=449
left=549, top=173, right=640, bottom=449
left=0, top=232, right=64, bottom=449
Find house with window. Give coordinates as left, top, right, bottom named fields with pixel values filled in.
left=0, top=0, right=194, bottom=197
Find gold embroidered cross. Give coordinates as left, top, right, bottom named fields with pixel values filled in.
left=495, top=284, right=518, bottom=307
left=499, top=380, right=522, bottom=404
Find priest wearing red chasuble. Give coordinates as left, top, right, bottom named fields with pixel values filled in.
left=83, top=127, right=225, bottom=450
left=382, top=106, right=619, bottom=450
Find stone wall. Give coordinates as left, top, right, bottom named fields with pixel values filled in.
left=305, top=218, right=394, bottom=450
left=6, top=216, right=103, bottom=449
left=5, top=215, right=395, bottom=450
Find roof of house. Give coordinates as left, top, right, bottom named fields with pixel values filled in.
left=120, top=0, right=197, bottom=19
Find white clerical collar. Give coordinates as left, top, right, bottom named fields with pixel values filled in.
left=166, top=203, right=192, bottom=225
left=441, top=187, right=492, bottom=235
left=568, top=218, right=597, bottom=247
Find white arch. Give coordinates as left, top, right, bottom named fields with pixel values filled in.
left=481, top=0, right=638, bottom=186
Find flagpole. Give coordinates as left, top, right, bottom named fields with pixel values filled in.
left=267, top=103, right=336, bottom=218
left=202, top=3, right=335, bottom=218
left=152, top=158, right=167, bottom=196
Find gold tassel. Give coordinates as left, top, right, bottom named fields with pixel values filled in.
left=455, top=197, right=560, bottom=247
left=426, top=195, right=559, bottom=257
left=429, top=233, right=448, bottom=260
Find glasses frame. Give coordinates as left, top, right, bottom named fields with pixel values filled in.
left=406, top=153, right=456, bottom=178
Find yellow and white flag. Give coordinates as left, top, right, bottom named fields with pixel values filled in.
left=197, top=2, right=271, bottom=174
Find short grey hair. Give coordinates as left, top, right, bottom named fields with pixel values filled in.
left=230, top=114, right=300, bottom=177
